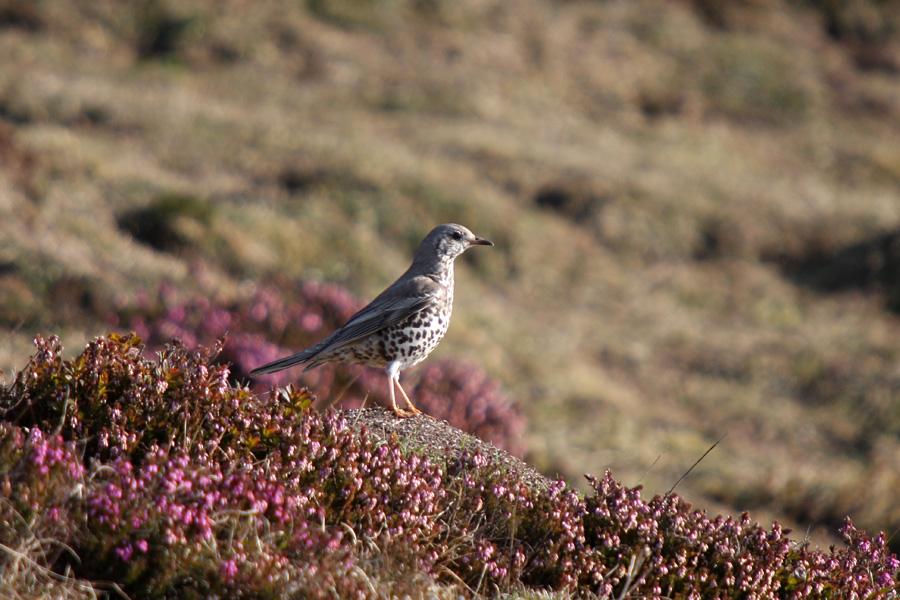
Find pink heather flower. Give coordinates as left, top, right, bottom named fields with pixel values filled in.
left=249, top=301, right=268, bottom=322
left=168, top=306, right=187, bottom=323
left=300, top=312, right=323, bottom=332
left=202, top=309, right=233, bottom=334
left=221, top=559, right=238, bottom=580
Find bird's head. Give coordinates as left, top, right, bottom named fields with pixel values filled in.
left=422, top=223, right=493, bottom=262
left=408, top=223, right=493, bottom=275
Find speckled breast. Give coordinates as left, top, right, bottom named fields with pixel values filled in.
left=382, top=302, right=453, bottom=370
left=322, top=302, right=453, bottom=370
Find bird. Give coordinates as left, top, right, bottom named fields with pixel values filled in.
left=250, top=223, right=493, bottom=417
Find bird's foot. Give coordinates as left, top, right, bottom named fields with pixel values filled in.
left=391, top=406, right=417, bottom=418
left=406, top=405, right=435, bottom=419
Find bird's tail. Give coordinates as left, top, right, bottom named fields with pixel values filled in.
left=249, top=351, right=315, bottom=376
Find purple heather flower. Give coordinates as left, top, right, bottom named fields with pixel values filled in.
left=115, top=543, right=133, bottom=562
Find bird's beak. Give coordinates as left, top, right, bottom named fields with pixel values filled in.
left=472, top=236, right=494, bottom=246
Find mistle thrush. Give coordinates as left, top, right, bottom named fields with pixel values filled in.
left=250, top=223, right=493, bottom=417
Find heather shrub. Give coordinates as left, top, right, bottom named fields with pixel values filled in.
left=0, top=425, right=93, bottom=599
left=1, top=333, right=241, bottom=462
left=440, top=455, right=589, bottom=591
left=580, top=473, right=899, bottom=598
left=0, top=425, right=83, bottom=552
left=128, top=280, right=528, bottom=456
left=0, top=334, right=896, bottom=598
left=432, top=459, right=900, bottom=598
left=0, top=334, right=451, bottom=596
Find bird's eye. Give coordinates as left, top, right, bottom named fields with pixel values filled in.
left=451, top=231, right=463, bottom=241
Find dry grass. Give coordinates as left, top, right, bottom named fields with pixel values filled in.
left=2, top=0, right=900, bottom=560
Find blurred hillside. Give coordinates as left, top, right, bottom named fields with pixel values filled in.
left=2, top=0, right=900, bottom=551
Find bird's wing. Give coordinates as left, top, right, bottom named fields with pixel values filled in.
left=250, top=276, right=445, bottom=376
left=307, top=275, right=446, bottom=358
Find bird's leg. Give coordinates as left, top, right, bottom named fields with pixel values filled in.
left=386, top=362, right=414, bottom=418
left=394, top=379, right=424, bottom=416
left=389, top=375, right=413, bottom=418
